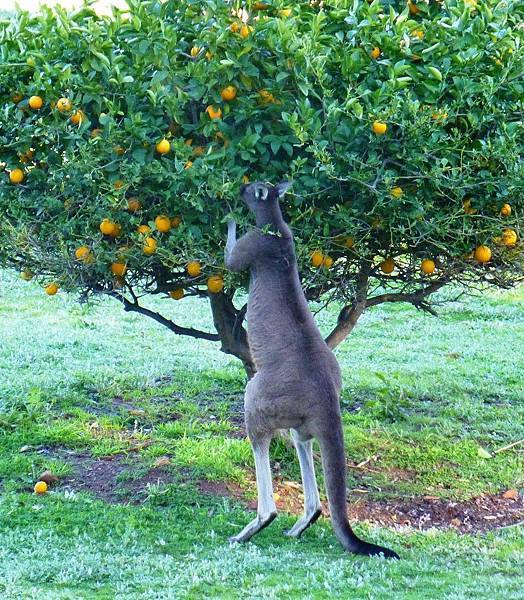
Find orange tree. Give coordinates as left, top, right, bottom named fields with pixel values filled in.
left=1, top=0, right=523, bottom=376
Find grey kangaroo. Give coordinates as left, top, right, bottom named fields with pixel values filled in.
left=225, top=181, right=398, bottom=559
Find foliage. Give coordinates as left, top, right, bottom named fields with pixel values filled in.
left=0, top=0, right=523, bottom=314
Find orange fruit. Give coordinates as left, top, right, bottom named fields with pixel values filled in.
left=371, top=47, right=381, bottom=59
left=20, top=269, right=34, bottom=281
left=190, top=46, right=200, bottom=57
left=171, top=216, right=182, bottom=228
left=113, top=180, right=125, bottom=190
left=372, top=121, right=387, bottom=135
left=70, top=110, right=85, bottom=125
left=408, top=1, right=420, bottom=14
left=19, top=149, right=34, bottom=163
left=311, top=251, right=324, bottom=268
left=184, top=161, right=193, bottom=169
left=240, top=24, right=252, bottom=39
left=137, top=224, right=151, bottom=234
left=432, top=111, right=448, bottom=122
left=12, top=92, right=23, bottom=103
left=75, top=246, right=92, bottom=262
left=221, top=85, right=237, bottom=101
left=45, top=283, right=59, bottom=296
left=193, top=146, right=205, bottom=156
left=90, top=128, right=102, bottom=138
left=413, top=29, right=424, bottom=39
left=502, top=228, right=517, bottom=247
left=111, top=262, right=127, bottom=277
left=242, top=175, right=250, bottom=184
left=34, top=481, right=48, bottom=494
left=56, top=97, right=72, bottom=112
left=474, top=245, right=491, bottom=263
left=230, top=22, right=240, bottom=33
left=380, top=258, right=395, bottom=274
left=9, top=169, right=24, bottom=184
left=207, top=275, right=224, bottom=293
left=99, top=219, right=118, bottom=236
left=28, top=95, right=43, bottom=109
left=184, top=138, right=193, bottom=147
left=259, top=89, right=275, bottom=104
left=500, top=203, right=511, bottom=217
left=156, top=138, right=171, bottom=154
left=322, top=256, right=334, bottom=269
left=127, top=197, right=142, bottom=212
left=169, top=288, right=184, bottom=300
left=143, top=237, right=157, bottom=255
left=390, top=186, right=403, bottom=198
left=155, top=215, right=171, bottom=233
left=206, top=105, right=222, bottom=119
left=187, top=261, right=202, bottom=277
left=113, top=145, right=125, bottom=156
left=421, top=259, right=435, bottom=275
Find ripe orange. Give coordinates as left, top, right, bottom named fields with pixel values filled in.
left=75, top=246, right=92, bottom=262
left=56, top=97, right=72, bottom=112
left=207, top=275, right=224, bottom=293
left=9, top=169, right=24, bottom=184
left=221, top=86, right=237, bottom=101
left=156, top=138, right=171, bottom=154
left=20, top=269, right=34, bottom=281
left=380, top=258, right=395, bottom=274
left=137, top=224, right=151, bottom=234
left=127, top=197, right=142, bottom=212
left=206, top=105, right=222, bottom=119
left=421, top=259, right=435, bottom=275
left=99, top=219, right=119, bottom=237
left=230, top=22, right=240, bottom=33
left=474, top=245, right=491, bottom=263
left=259, top=89, right=275, bottom=104
left=143, top=237, right=157, bottom=255
left=70, top=110, right=85, bottom=125
left=371, top=47, right=381, bottom=59
left=28, top=95, right=43, bottom=109
left=169, top=288, right=184, bottom=300
left=111, top=262, right=127, bottom=277
left=390, top=186, right=403, bottom=198
left=190, top=46, right=200, bottom=57
left=311, top=251, right=324, bottom=268
left=45, top=283, right=59, bottom=296
left=34, top=481, right=48, bottom=494
left=240, top=24, right=252, bottom=39
left=500, top=203, right=511, bottom=217
left=155, top=215, right=171, bottom=233
left=187, top=261, right=202, bottom=277
left=502, top=228, right=517, bottom=247
left=372, top=121, right=387, bottom=135
left=171, top=216, right=182, bottom=228
left=323, top=256, right=334, bottom=269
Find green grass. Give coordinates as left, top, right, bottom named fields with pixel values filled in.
left=0, top=269, right=523, bottom=598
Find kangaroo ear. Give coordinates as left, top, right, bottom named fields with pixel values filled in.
left=275, top=181, right=292, bottom=198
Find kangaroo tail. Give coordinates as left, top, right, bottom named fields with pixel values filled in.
left=317, top=422, right=399, bottom=559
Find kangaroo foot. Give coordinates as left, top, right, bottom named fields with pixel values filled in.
left=284, top=507, right=322, bottom=538
left=229, top=511, right=278, bottom=544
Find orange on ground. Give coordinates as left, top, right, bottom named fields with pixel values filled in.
left=187, top=261, right=202, bottom=277
left=155, top=215, right=171, bottom=233
left=56, top=97, right=72, bottom=112
left=9, top=169, right=24, bottom=184
left=207, top=275, right=224, bottom=293
left=371, top=47, right=381, bottom=59
left=372, top=121, right=387, bottom=135
left=156, top=138, right=171, bottom=154
left=421, top=259, right=435, bottom=275
left=380, top=258, right=395, bottom=274
left=170, top=288, right=184, bottom=300
left=111, top=262, right=127, bottom=277
left=34, top=481, right=48, bottom=494
left=28, top=95, right=43, bottom=109
left=127, top=197, right=142, bottom=212
left=206, top=105, right=222, bottom=119
left=221, top=86, right=237, bottom=101
left=474, top=245, right=492, bottom=263
left=143, top=237, right=157, bottom=255
left=311, top=251, right=324, bottom=268
left=45, top=283, right=59, bottom=296
left=500, top=203, right=511, bottom=217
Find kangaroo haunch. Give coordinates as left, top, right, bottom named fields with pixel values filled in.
left=225, top=181, right=399, bottom=559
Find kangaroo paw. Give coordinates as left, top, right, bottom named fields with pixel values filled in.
left=284, top=508, right=322, bottom=538
left=229, top=511, right=277, bottom=544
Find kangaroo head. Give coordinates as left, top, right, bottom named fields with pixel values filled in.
left=240, top=181, right=291, bottom=214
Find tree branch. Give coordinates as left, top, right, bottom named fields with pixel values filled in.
left=366, top=280, right=447, bottom=315
left=109, top=291, right=220, bottom=342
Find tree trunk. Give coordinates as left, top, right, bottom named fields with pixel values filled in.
left=208, top=292, right=256, bottom=379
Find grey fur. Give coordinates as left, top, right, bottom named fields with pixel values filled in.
left=225, top=182, right=399, bottom=558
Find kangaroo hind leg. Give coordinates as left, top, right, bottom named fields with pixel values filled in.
left=229, top=434, right=277, bottom=543
left=284, top=429, right=322, bottom=538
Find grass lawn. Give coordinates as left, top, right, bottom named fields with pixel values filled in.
left=0, top=269, right=523, bottom=599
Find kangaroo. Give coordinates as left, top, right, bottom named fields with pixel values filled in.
left=225, top=181, right=398, bottom=559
